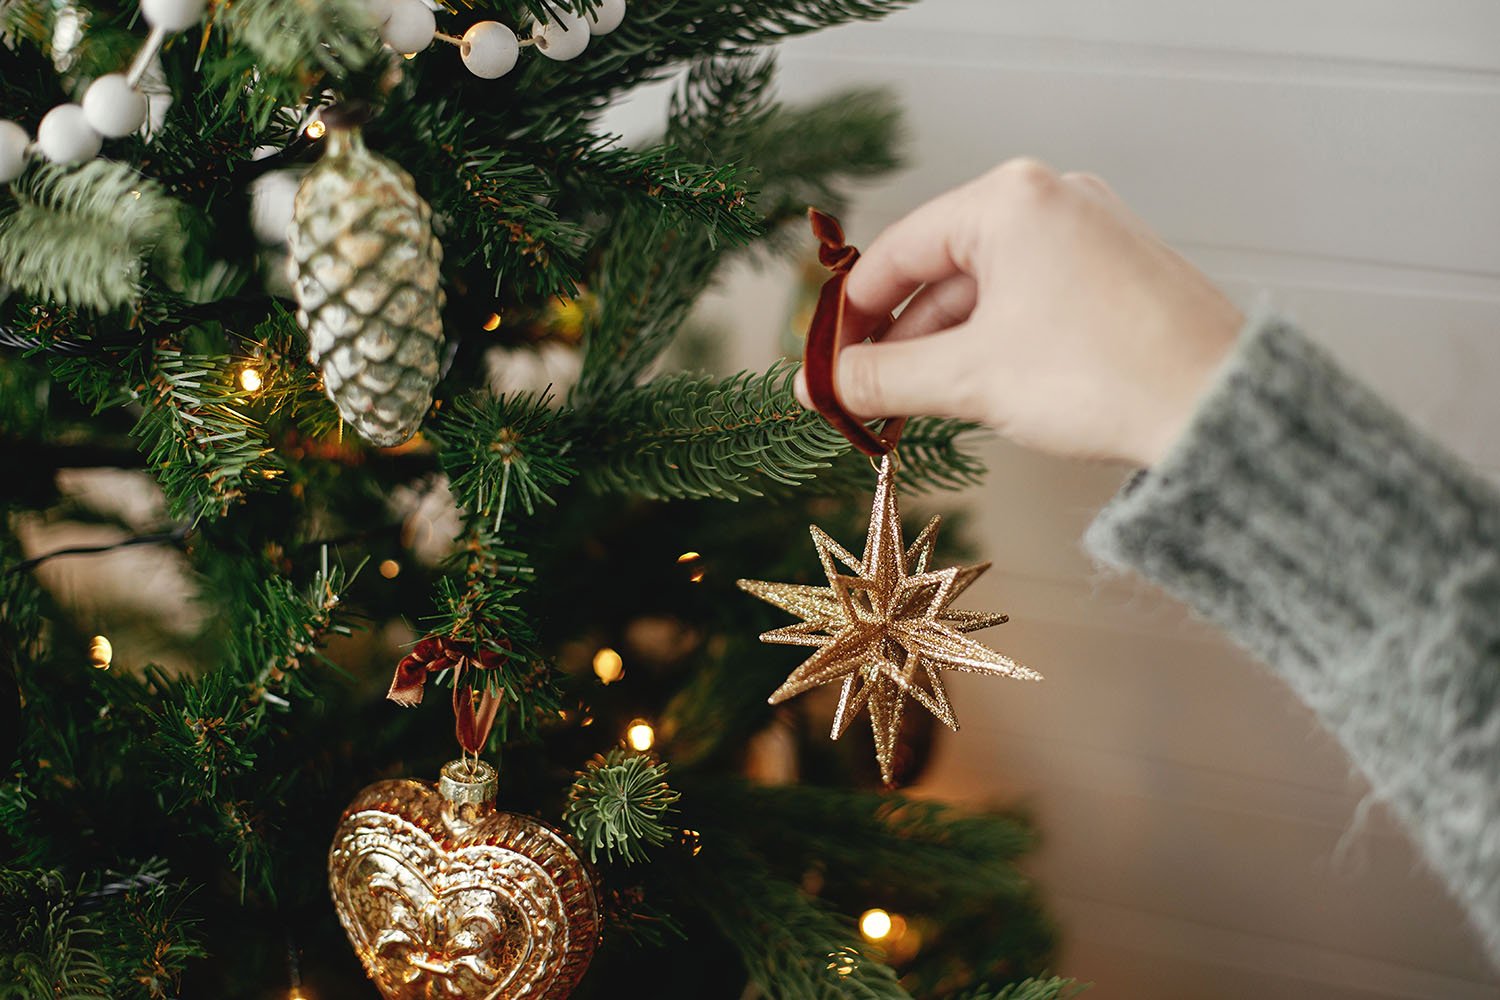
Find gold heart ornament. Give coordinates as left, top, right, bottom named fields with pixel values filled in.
left=329, top=759, right=601, bottom=1000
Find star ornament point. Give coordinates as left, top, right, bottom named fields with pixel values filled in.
left=737, top=456, right=1040, bottom=783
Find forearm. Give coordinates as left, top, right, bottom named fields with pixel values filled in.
left=1085, top=311, right=1500, bottom=960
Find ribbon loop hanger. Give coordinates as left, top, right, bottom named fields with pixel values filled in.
left=803, top=208, right=906, bottom=458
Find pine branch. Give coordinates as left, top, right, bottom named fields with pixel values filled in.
left=0, top=162, right=187, bottom=313
left=213, top=0, right=385, bottom=123
left=130, top=348, right=284, bottom=523
left=576, top=362, right=843, bottom=500
left=423, top=527, right=563, bottom=743
left=435, top=391, right=577, bottom=529
left=137, top=553, right=353, bottom=890
left=0, top=861, right=202, bottom=1000
left=576, top=364, right=985, bottom=500
left=682, top=841, right=910, bottom=1000
left=574, top=59, right=903, bottom=402
left=430, top=136, right=591, bottom=299
left=507, top=0, right=916, bottom=116
left=573, top=57, right=777, bottom=401
left=736, top=88, right=904, bottom=247
left=958, top=979, right=1087, bottom=1000
left=714, top=784, right=1037, bottom=905
left=564, top=748, right=680, bottom=864
left=813, top=418, right=989, bottom=497
left=548, top=137, right=760, bottom=247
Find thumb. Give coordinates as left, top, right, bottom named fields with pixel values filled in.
left=798, top=326, right=977, bottom=421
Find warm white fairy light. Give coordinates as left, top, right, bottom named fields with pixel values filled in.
left=593, top=647, right=624, bottom=684
left=859, top=908, right=892, bottom=942
left=626, top=719, right=654, bottom=752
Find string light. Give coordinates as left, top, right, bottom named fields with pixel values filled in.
left=626, top=719, right=654, bottom=752
left=481, top=312, right=502, bottom=331
left=592, top=646, right=623, bottom=684
left=859, top=908, right=893, bottom=942
left=378, top=559, right=401, bottom=579
left=88, top=634, right=112, bottom=670
left=304, top=118, right=326, bottom=139
left=239, top=366, right=264, bottom=392
left=677, top=550, right=705, bottom=583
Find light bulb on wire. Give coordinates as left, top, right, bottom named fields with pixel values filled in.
left=859, top=908, right=893, bottom=941
left=626, top=719, right=654, bottom=752
left=592, top=646, right=623, bottom=684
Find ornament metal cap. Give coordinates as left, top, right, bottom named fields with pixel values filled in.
left=438, top=758, right=498, bottom=806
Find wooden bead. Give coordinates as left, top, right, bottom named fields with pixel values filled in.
left=461, top=21, right=519, bottom=79
left=37, top=104, right=101, bottom=164
left=533, top=10, right=590, bottom=61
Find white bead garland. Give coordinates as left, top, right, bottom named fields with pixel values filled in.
left=18, top=0, right=201, bottom=177
left=381, top=0, right=436, bottom=54
left=14, top=0, right=632, bottom=186
left=83, top=73, right=148, bottom=138
left=587, top=0, right=627, bottom=36
left=460, top=21, right=519, bottom=80
left=532, top=10, right=591, bottom=62
left=140, top=0, right=208, bottom=33
left=0, top=120, right=29, bottom=183
left=37, top=104, right=102, bottom=163
left=378, top=0, right=629, bottom=78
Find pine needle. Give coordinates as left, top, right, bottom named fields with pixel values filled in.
left=0, top=162, right=186, bottom=313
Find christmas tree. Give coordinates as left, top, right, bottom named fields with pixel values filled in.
left=0, top=2, right=1076, bottom=997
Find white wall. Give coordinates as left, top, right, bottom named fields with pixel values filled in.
left=673, top=2, right=1500, bottom=996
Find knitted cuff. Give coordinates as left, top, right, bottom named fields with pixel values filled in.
left=1084, top=310, right=1500, bottom=964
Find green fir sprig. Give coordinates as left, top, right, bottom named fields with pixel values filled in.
left=0, top=162, right=186, bottom=313
left=436, top=391, right=577, bottom=529
left=564, top=748, right=681, bottom=864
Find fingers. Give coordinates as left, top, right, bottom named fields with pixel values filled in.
left=882, top=274, right=978, bottom=343
left=842, top=184, right=975, bottom=320
left=827, top=325, right=979, bottom=421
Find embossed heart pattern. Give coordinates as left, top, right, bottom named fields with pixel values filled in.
left=329, top=761, right=600, bottom=1000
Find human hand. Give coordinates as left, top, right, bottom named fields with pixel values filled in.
left=794, top=159, right=1244, bottom=467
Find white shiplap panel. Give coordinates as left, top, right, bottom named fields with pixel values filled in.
left=772, top=36, right=1500, bottom=276
left=930, top=613, right=1358, bottom=803
left=874, top=0, right=1500, bottom=74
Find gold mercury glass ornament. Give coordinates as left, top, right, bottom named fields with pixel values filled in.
left=288, top=111, right=445, bottom=447
left=328, top=758, right=601, bottom=1000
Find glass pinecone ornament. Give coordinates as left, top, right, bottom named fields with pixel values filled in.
left=289, top=122, right=444, bottom=447
left=329, top=759, right=601, bottom=1000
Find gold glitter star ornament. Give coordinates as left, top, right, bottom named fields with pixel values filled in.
left=738, top=456, right=1041, bottom=783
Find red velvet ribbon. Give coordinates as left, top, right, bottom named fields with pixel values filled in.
left=388, top=636, right=506, bottom=755
left=805, top=208, right=905, bottom=457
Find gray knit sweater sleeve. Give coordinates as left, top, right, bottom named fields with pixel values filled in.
left=1083, top=311, right=1500, bottom=963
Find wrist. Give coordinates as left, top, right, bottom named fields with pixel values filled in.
left=1132, top=307, right=1242, bottom=467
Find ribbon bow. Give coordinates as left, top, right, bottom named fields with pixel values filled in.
left=388, top=635, right=507, bottom=755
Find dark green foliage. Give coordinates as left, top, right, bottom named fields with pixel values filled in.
left=0, top=861, right=204, bottom=1000
left=436, top=391, right=577, bottom=526
left=687, top=840, right=910, bottom=1000
left=0, top=0, right=1070, bottom=996
left=580, top=362, right=851, bottom=500
left=959, top=978, right=1089, bottom=1000
left=564, top=747, right=680, bottom=863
